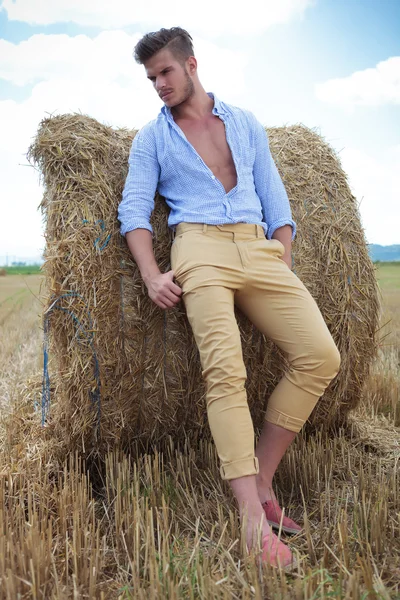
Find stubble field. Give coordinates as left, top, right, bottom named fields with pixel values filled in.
left=0, top=265, right=398, bottom=599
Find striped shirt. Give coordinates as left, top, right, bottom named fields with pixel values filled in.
left=118, top=92, right=296, bottom=241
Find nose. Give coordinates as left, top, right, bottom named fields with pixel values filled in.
left=155, top=76, right=167, bottom=92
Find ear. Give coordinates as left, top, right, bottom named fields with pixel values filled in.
left=187, top=56, right=197, bottom=75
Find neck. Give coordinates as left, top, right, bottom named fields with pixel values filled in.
left=170, top=88, right=214, bottom=121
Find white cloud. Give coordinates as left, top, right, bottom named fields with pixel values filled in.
left=315, top=56, right=400, bottom=110
left=0, top=31, right=140, bottom=86
left=1, top=0, right=314, bottom=35
left=0, top=31, right=248, bottom=96
left=1, top=26, right=397, bottom=257
left=0, top=31, right=248, bottom=256
left=339, top=145, right=400, bottom=245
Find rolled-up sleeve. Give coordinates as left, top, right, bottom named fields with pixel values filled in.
left=118, top=123, right=160, bottom=237
left=249, top=113, right=296, bottom=241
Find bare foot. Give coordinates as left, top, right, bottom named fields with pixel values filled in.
left=240, top=505, right=272, bottom=552
left=241, top=505, right=296, bottom=569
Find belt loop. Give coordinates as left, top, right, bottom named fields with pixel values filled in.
left=202, top=223, right=207, bottom=233
left=255, top=225, right=259, bottom=238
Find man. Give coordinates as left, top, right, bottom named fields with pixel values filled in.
left=118, top=26, right=341, bottom=570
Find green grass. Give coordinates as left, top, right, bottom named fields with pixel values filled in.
left=374, top=261, right=400, bottom=290
left=0, top=274, right=43, bottom=324
left=1, top=265, right=43, bottom=275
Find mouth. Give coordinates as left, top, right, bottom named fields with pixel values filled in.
left=161, top=91, right=172, bottom=100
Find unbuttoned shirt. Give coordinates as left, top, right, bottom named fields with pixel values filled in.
left=118, top=92, right=296, bottom=241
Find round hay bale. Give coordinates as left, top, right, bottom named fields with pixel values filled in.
left=27, top=114, right=380, bottom=458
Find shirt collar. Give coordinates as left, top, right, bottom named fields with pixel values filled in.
left=161, top=91, right=226, bottom=122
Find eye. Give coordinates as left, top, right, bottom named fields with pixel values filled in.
left=148, top=68, right=171, bottom=83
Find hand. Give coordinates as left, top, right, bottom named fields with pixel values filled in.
left=271, top=226, right=292, bottom=270
left=145, top=270, right=182, bottom=309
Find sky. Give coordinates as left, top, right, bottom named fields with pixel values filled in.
left=0, top=0, right=399, bottom=261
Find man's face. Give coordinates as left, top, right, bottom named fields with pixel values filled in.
left=144, top=48, right=195, bottom=108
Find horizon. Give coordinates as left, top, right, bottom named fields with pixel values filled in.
left=2, top=241, right=400, bottom=267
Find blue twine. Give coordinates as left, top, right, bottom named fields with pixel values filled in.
left=42, top=314, right=51, bottom=424
left=82, top=218, right=111, bottom=252
left=41, top=292, right=101, bottom=436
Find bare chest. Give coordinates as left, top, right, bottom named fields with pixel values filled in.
left=174, top=115, right=237, bottom=193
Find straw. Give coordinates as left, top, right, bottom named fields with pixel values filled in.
left=26, top=113, right=380, bottom=460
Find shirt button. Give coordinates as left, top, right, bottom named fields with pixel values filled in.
left=212, top=175, right=216, bottom=179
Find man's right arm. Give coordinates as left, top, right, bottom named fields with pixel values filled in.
left=118, top=125, right=159, bottom=240
left=118, top=126, right=182, bottom=309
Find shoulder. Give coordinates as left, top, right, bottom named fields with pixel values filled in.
left=132, top=118, right=158, bottom=146
left=220, top=100, right=259, bottom=126
left=220, top=100, right=268, bottom=149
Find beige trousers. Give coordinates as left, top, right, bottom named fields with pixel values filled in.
left=170, top=222, right=341, bottom=480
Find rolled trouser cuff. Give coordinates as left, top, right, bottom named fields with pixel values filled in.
left=264, top=406, right=305, bottom=433
left=220, top=455, right=259, bottom=481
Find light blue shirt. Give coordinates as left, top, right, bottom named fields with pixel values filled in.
left=118, top=92, right=296, bottom=241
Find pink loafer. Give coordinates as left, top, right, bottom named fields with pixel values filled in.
left=262, top=498, right=302, bottom=535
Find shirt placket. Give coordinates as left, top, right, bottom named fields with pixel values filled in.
left=219, top=115, right=239, bottom=220
left=167, top=111, right=236, bottom=221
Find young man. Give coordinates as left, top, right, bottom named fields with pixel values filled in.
left=118, top=27, right=341, bottom=570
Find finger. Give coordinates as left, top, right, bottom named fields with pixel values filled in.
left=171, top=282, right=182, bottom=295
left=163, top=289, right=181, bottom=303
left=160, top=296, right=175, bottom=308
left=167, top=279, right=182, bottom=294
left=152, top=295, right=168, bottom=309
left=165, top=270, right=182, bottom=291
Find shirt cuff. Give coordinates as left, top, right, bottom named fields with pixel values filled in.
left=267, top=220, right=296, bottom=241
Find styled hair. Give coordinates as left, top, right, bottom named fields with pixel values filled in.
left=133, top=27, right=194, bottom=66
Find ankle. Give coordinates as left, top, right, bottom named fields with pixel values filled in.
left=239, top=501, right=264, bottom=519
left=255, top=477, right=274, bottom=500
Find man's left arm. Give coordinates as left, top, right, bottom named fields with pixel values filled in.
left=249, top=113, right=296, bottom=268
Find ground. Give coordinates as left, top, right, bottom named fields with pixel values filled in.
left=0, top=265, right=398, bottom=599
